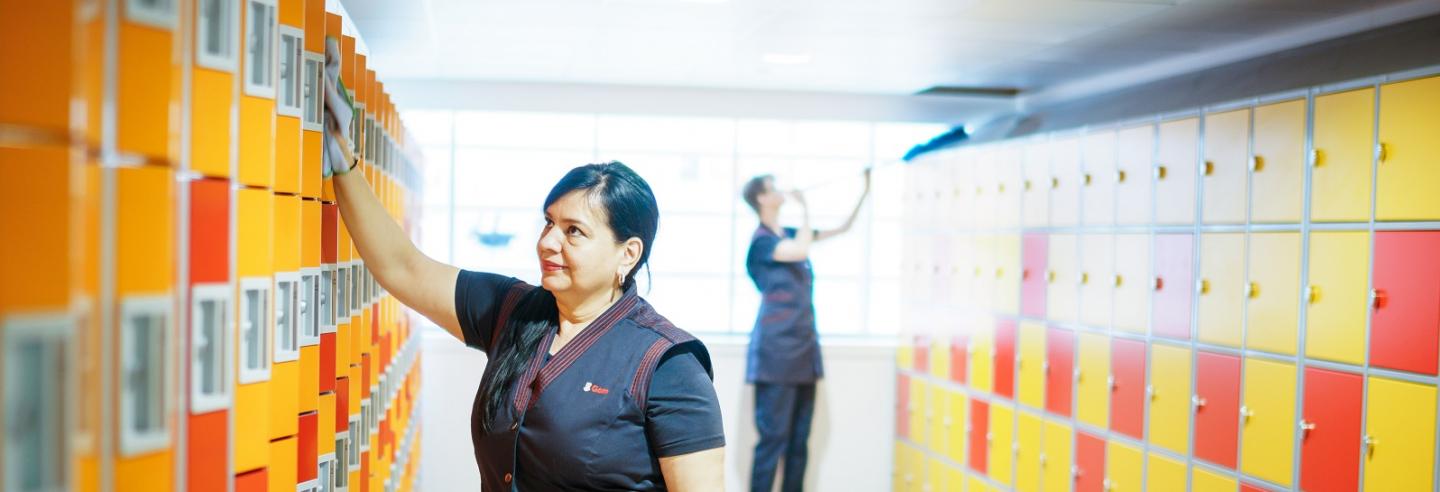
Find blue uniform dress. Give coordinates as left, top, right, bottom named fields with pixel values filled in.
left=745, top=225, right=822, bottom=492
left=454, top=270, right=725, bottom=491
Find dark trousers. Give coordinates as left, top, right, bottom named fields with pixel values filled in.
left=750, top=382, right=816, bottom=492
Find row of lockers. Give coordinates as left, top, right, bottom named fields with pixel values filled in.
left=902, top=74, right=1440, bottom=228
left=0, top=0, right=427, bottom=492
left=901, top=231, right=1440, bottom=375
left=895, top=325, right=1436, bottom=491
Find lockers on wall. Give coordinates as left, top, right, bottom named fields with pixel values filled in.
left=897, top=67, right=1440, bottom=492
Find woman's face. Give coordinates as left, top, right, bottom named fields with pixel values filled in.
left=537, top=190, right=638, bottom=297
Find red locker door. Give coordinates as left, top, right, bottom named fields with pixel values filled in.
left=995, top=320, right=1017, bottom=399
left=235, top=469, right=268, bottom=492
left=298, top=412, right=318, bottom=485
left=1299, top=367, right=1362, bottom=492
left=1152, top=234, right=1194, bottom=340
left=1046, top=327, right=1075, bottom=417
left=1241, top=483, right=1270, bottom=492
left=896, top=374, right=909, bottom=439
left=969, top=398, right=989, bottom=473
left=1109, top=338, right=1146, bottom=439
left=950, top=333, right=969, bottom=385
left=1195, top=351, right=1241, bottom=468
left=1022, top=234, right=1048, bottom=318
left=1370, top=231, right=1440, bottom=375
left=1075, top=431, right=1106, bottom=492
left=914, top=335, right=930, bottom=373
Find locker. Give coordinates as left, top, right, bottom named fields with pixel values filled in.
left=1148, top=344, right=1191, bottom=454
left=1075, top=432, right=1105, bottom=492
left=117, top=0, right=181, bottom=162
left=995, top=320, right=1017, bottom=399
left=995, top=235, right=1022, bottom=315
left=930, top=386, right=950, bottom=456
left=1017, top=321, right=1046, bottom=409
left=188, top=410, right=228, bottom=491
left=236, top=469, right=268, bottom=492
left=909, top=378, right=928, bottom=448
left=897, top=374, right=910, bottom=439
left=969, top=236, right=996, bottom=311
left=1251, top=99, right=1306, bottom=223
left=1239, top=358, right=1296, bottom=487
left=1370, top=231, right=1440, bottom=375
left=1044, top=328, right=1074, bottom=417
left=0, top=0, right=74, bottom=132
left=1311, top=88, right=1375, bottom=222
left=1304, top=232, right=1370, bottom=365
left=944, top=465, right=965, bottom=492
left=1108, top=338, right=1145, bottom=440
left=891, top=443, right=908, bottom=492
left=1300, top=367, right=1362, bottom=492
left=915, top=336, right=931, bottom=373
left=1363, top=376, right=1437, bottom=491
left=301, top=0, right=326, bottom=199
left=300, top=200, right=322, bottom=414
left=898, top=341, right=915, bottom=371
left=190, top=0, right=240, bottom=179
left=1201, top=108, right=1250, bottom=224
left=1022, top=141, right=1051, bottom=228
left=272, top=195, right=302, bottom=440
left=994, top=145, right=1024, bottom=228
left=944, top=389, right=968, bottom=465
left=1197, top=233, right=1244, bottom=347
left=1079, top=234, right=1114, bottom=328
left=1111, top=234, right=1149, bottom=334
left=1375, top=76, right=1440, bottom=220
left=236, top=188, right=274, bottom=473
left=1145, top=453, right=1185, bottom=492
left=1151, top=234, right=1193, bottom=340
left=1115, top=124, right=1154, bottom=225
left=1193, top=467, right=1238, bottom=492
left=1245, top=233, right=1301, bottom=355
left=1051, top=137, right=1082, bottom=227
left=1104, top=440, right=1142, bottom=492
left=1155, top=118, right=1199, bottom=225
left=926, top=458, right=947, bottom=492
left=950, top=334, right=969, bottom=385
left=299, top=412, right=319, bottom=487
left=969, top=398, right=989, bottom=474
left=1021, top=234, right=1048, bottom=319
left=269, top=437, right=298, bottom=492
left=0, top=147, right=72, bottom=311
left=930, top=336, right=950, bottom=379
left=949, top=153, right=975, bottom=230
left=1041, top=419, right=1072, bottom=492
left=973, top=149, right=998, bottom=229
left=988, top=402, right=1014, bottom=487
left=319, top=391, right=336, bottom=465
left=1240, top=483, right=1267, bottom=492
left=1015, top=412, right=1042, bottom=492
left=1082, top=130, right=1117, bottom=225
left=239, top=0, right=279, bottom=187
left=1194, top=351, right=1240, bottom=469
left=187, top=178, right=231, bottom=492
left=1075, top=332, right=1110, bottom=428
left=970, top=320, right=995, bottom=394
left=1047, top=234, right=1079, bottom=323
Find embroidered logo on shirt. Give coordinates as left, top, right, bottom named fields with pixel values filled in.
left=582, top=382, right=610, bottom=395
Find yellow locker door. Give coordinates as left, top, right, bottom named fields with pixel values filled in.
left=1079, top=234, right=1114, bottom=329
left=945, top=464, right=966, bottom=492
left=946, top=390, right=968, bottom=465
left=1041, top=419, right=1072, bottom=492
left=1155, top=118, right=1199, bottom=225
left=988, top=402, right=1015, bottom=487
left=1245, top=233, right=1301, bottom=355
left=930, top=386, right=950, bottom=455
left=1047, top=234, right=1079, bottom=323
left=1145, top=452, right=1185, bottom=491
left=1115, top=124, right=1154, bottom=226
left=1305, top=232, right=1369, bottom=364
left=1240, top=358, right=1296, bottom=487
left=236, top=187, right=275, bottom=474
left=1015, top=412, right=1042, bottom=492
left=1017, top=321, right=1046, bottom=410
left=1197, top=233, right=1245, bottom=347
left=1112, top=234, right=1149, bottom=334
left=1022, top=140, right=1051, bottom=228
left=1202, top=108, right=1251, bottom=224
left=892, top=443, right=909, bottom=492
left=239, top=0, right=279, bottom=187
left=268, top=437, right=298, bottom=492
left=1082, top=130, right=1117, bottom=226
left=1376, top=76, right=1440, bottom=220
left=1364, top=376, right=1437, bottom=491
left=1105, top=440, right=1143, bottom=492
left=930, top=336, right=951, bottom=379
left=1192, top=466, right=1238, bottom=492
left=927, top=457, right=947, bottom=492
left=910, top=378, right=929, bottom=448
left=1148, top=344, right=1191, bottom=455
left=1311, top=87, right=1375, bottom=222
left=1076, top=332, right=1110, bottom=428
left=1051, top=137, right=1082, bottom=227
left=995, top=234, right=1021, bottom=315
left=970, top=319, right=995, bottom=394
left=271, top=195, right=302, bottom=441
left=1251, top=99, right=1306, bottom=223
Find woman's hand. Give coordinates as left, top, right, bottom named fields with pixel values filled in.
left=658, top=447, right=725, bottom=492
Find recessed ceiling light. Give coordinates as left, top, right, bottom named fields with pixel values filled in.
left=762, top=53, right=811, bottom=65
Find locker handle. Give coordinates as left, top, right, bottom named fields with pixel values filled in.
left=1103, top=478, right=1115, bottom=491
left=1048, top=270, right=1058, bottom=283
left=1154, top=165, right=1168, bottom=180
left=1370, top=288, right=1388, bottom=309
left=1192, top=395, right=1207, bottom=408
left=1203, top=160, right=1215, bottom=176
left=1043, top=360, right=1050, bottom=373
left=1072, top=465, right=1081, bottom=478
left=1114, top=274, right=1124, bottom=287
left=1040, top=453, right=1048, bottom=467
left=1245, top=282, right=1259, bottom=299
left=1299, top=420, right=1316, bottom=432
left=1152, top=276, right=1164, bottom=291
left=1080, top=272, right=1090, bottom=285
left=1024, top=179, right=1033, bottom=191
left=1375, top=143, right=1388, bottom=163
left=1310, top=148, right=1323, bottom=167
left=1115, top=169, right=1126, bottom=183
left=1146, top=384, right=1155, bottom=400
left=1196, top=278, right=1211, bottom=295
left=1240, top=405, right=1253, bottom=421
left=1250, top=155, right=1263, bottom=172
left=1364, top=435, right=1377, bottom=452
left=1051, top=177, right=1060, bottom=189
left=998, top=183, right=1007, bottom=193
left=1074, top=368, right=1083, bottom=382
left=1023, top=268, right=1031, bottom=281
left=1107, top=375, right=1116, bottom=390
left=995, top=267, right=1005, bottom=279
left=975, top=185, right=984, bottom=195
left=1084, top=173, right=1093, bottom=186
left=1306, top=285, right=1320, bottom=304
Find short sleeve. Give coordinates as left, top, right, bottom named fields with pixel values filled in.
left=749, top=230, right=781, bottom=265
left=453, top=270, right=525, bottom=353
left=645, top=343, right=726, bottom=457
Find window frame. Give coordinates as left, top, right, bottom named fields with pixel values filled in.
left=359, top=400, right=371, bottom=453
left=349, top=263, right=361, bottom=316
left=195, top=0, right=240, bottom=71
left=302, top=51, right=325, bottom=131
left=238, top=277, right=272, bottom=384
left=347, top=414, right=361, bottom=472
left=276, top=25, right=304, bottom=117
left=320, top=265, right=336, bottom=334
left=189, top=283, right=232, bottom=414
left=2, top=313, right=73, bottom=492
left=241, top=0, right=278, bottom=98
left=334, top=435, right=349, bottom=492
left=318, top=452, right=336, bottom=492
left=118, top=295, right=172, bottom=456
left=300, top=268, right=320, bottom=346
left=273, top=272, right=300, bottom=363
left=335, top=265, right=349, bottom=324
left=125, top=0, right=178, bottom=30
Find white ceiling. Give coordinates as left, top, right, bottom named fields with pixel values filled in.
left=341, top=0, right=1435, bottom=96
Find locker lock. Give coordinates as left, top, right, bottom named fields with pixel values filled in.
left=1051, top=177, right=1060, bottom=189
left=1024, top=179, right=1033, bottom=191
left=1114, top=274, right=1124, bottom=287
left=1245, top=282, right=1260, bottom=299
left=1191, top=395, right=1207, bottom=408
left=1299, top=420, right=1316, bottom=432
left=1071, top=465, right=1081, bottom=478
left=1240, top=405, right=1254, bottom=421
left=1364, top=435, right=1378, bottom=452
left=1306, top=285, right=1321, bottom=303
left=1154, top=165, right=1168, bottom=180
left=1195, top=278, right=1211, bottom=295
left=1103, top=478, right=1115, bottom=491
left=1249, top=155, right=1263, bottom=172
left=1083, top=173, right=1093, bottom=186
left=1375, top=143, right=1389, bottom=163
left=1146, top=384, right=1155, bottom=400
left=1370, top=288, right=1388, bottom=309
left=1022, top=268, right=1031, bottom=281
left=1107, top=375, right=1116, bottom=390
left=995, top=267, right=1005, bottom=279
left=1080, top=272, right=1090, bottom=285
left=1203, top=161, right=1215, bottom=176
left=1309, top=148, right=1323, bottom=168
left=1048, top=270, right=1058, bottom=283
left=1115, top=169, right=1126, bottom=183
left=1074, top=368, right=1083, bottom=382
left=986, top=432, right=994, bottom=443
left=1040, top=453, right=1048, bottom=467
left=1152, top=276, right=1164, bottom=291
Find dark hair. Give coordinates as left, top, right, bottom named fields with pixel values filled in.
left=742, top=174, right=772, bottom=213
left=477, top=161, right=659, bottom=434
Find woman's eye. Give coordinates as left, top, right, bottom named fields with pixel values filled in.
left=567, top=226, right=584, bottom=237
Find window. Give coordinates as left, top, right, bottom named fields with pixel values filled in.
left=359, top=401, right=371, bottom=451
left=336, top=266, right=349, bottom=323
left=190, top=284, right=231, bottom=413
left=238, top=277, right=271, bottom=383
left=334, top=436, right=349, bottom=491
left=350, top=264, right=361, bottom=314
left=119, top=296, right=170, bottom=455
left=126, top=0, right=177, bottom=29
left=274, top=273, right=299, bottom=363
left=362, top=268, right=372, bottom=304
left=301, top=271, right=319, bottom=345
left=242, top=0, right=277, bottom=97
left=320, top=267, right=335, bottom=332
left=196, top=0, right=238, bottom=70
left=347, top=416, right=361, bottom=471
left=318, top=457, right=334, bottom=492
left=302, top=52, right=325, bottom=130
left=3, top=315, right=71, bottom=492
left=277, top=26, right=303, bottom=116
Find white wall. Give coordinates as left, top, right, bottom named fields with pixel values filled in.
left=419, top=328, right=897, bottom=492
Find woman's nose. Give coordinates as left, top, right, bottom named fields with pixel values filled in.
left=537, top=227, right=562, bottom=254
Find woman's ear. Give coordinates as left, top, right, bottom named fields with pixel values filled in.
left=620, top=237, right=644, bottom=274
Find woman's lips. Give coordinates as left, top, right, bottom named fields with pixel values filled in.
left=541, top=261, right=565, bottom=272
